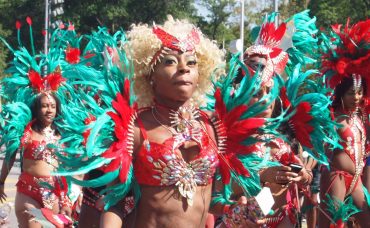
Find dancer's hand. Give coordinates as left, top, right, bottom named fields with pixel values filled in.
left=261, top=166, right=298, bottom=185
left=60, top=206, right=72, bottom=217
left=224, top=196, right=265, bottom=228
left=96, top=196, right=105, bottom=211
left=291, top=168, right=310, bottom=185
left=0, top=184, right=7, bottom=203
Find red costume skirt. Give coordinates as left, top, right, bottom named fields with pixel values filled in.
left=16, top=172, right=57, bottom=209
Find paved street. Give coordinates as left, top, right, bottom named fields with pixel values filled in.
left=0, top=157, right=20, bottom=228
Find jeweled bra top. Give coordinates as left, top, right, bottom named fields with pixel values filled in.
left=21, top=122, right=58, bottom=164
left=133, top=107, right=219, bottom=206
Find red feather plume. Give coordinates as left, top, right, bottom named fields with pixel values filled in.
left=101, top=79, right=137, bottom=183
left=324, top=19, right=370, bottom=90
left=65, top=46, right=81, bottom=64
left=26, top=16, right=32, bottom=25
left=15, top=21, right=21, bottom=30
left=28, top=70, right=44, bottom=92
left=44, top=70, right=66, bottom=91
left=214, top=88, right=268, bottom=184
left=289, top=102, right=314, bottom=148
left=28, top=67, right=65, bottom=92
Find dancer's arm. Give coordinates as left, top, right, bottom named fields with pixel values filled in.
left=0, top=151, right=17, bottom=202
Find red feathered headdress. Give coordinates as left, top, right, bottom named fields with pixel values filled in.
left=28, top=66, right=66, bottom=93
left=322, top=19, right=370, bottom=95
left=244, top=22, right=289, bottom=86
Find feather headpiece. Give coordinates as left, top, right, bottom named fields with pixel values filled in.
left=244, top=10, right=319, bottom=86
left=320, top=19, right=370, bottom=92
left=245, top=21, right=288, bottom=86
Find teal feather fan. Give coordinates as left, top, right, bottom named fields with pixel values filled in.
left=206, top=54, right=283, bottom=204
left=323, top=194, right=361, bottom=226
left=0, top=102, right=31, bottom=164
left=53, top=27, right=137, bottom=209
left=280, top=64, right=341, bottom=165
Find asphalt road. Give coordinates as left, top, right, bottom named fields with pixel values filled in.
left=0, top=158, right=20, bottom=228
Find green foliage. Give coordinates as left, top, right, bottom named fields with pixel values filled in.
left=0, top=24, right=10, bottom=78
left=308, top=0, right=369, bottom=28
left=0, top=0, right=197, bottom=72
left=63, top=0, right=196, bottom=32
left=279, top=0, right=307, bottom=21
left=0, top=0, right=45, bottom=52
left=2, top=0, right=366, bottom=73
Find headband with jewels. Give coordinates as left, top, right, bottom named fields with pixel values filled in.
left=149, top=25, right=201, bottom=69
left=320, top=18, right=370, bottom=95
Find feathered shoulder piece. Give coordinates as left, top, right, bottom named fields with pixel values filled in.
left=54, top=28, right=137, bottom=210
left=279, top=64, right=341, bottom=165
left=206, top=54, right=281, bottom=202
left=319, top=18, right=370, bottom=90
left=0, top=102, right=32, bottom=164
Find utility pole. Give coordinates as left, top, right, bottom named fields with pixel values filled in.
left=44, top=0, right=50, bottom=55
left=239, top=0, right=244, bottom=61
left=44, top=0, right=64, bottom=55
left=273, top=0, right=279, bottom=27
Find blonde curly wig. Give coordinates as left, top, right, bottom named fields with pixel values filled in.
left=125, top=16, right=224, bottom=108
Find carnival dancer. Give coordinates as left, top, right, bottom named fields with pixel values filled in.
left=54, top=15, right=292, bottom=227
left=211, top=11, right=340, bottom=228
left=318, top=19, right=370, bottom=228
left=0, top=19, right=94, bottom=227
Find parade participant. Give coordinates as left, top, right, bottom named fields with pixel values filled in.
left=211, top=11, right=339, bottom=228
left=55, top=15, right=287, bottom=227
left=0, top=19, right=95, bottom=227
left=0, top=93, right=73, bottom=228
left=318, top=19, right=370, bottom=228
left=0, top=74, right=72, bottom=227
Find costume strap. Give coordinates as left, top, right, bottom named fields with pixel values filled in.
left=136, top=117, right=148, bottom=140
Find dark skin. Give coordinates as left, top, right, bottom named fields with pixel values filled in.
left=211, top=56, right=309, bottom=228
left=101, top=50, right=228, bottom=228
left=0, top=95, right=71, bottom=228
left=319, top=86, right=370, bottom=228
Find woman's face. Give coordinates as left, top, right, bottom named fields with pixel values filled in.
left=342, top=86, right=363, bottom=111
left=38, top=95, right=57, bottom=125
left=245, top=55, right=267, bottom=76
left=150, top=50, right=199, bottom=104
left=248, top=86, right=275, bottom=118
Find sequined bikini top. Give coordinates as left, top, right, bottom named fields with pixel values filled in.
left=21, top=122, right=58, bottom=164
left=133, top=109, right=219, bottom=206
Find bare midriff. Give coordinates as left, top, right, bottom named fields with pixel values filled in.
left=22, top=158, right=57, bottom=177
left=129, top=184, right=212, bottom=228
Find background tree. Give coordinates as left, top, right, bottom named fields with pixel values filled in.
left=308, top=0, right=369, bottom=28
left=0, top=0, right=369, bottom=71
left=0, top=24, right=10, bottom=77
